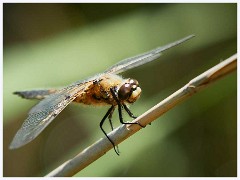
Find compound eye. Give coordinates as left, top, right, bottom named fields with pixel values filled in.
left=118, top=83, right=132, bottom=100
left=129, top=79, right=139, bottom=86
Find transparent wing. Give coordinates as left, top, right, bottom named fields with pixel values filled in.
left=10, top=35, right=195, bottom=149
left=104, top=35, right=195, bottom=74
left=9, top=80, right=88, bottom=149
left=14, top=89, right=57, bottom=100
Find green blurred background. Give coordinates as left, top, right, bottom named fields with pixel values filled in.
left=3, top=3, right=236, bottom=177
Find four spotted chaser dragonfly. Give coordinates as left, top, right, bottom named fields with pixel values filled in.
left=9, top=35, right=194, bottom=155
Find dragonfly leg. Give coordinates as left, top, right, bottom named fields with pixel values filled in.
left=100, top=105, right=120, bottom=155
left=107, top=106, right=120, bottom=153
left=122, top=103, right=137, bottom=118
left=110, top=87, right=145, bottom=128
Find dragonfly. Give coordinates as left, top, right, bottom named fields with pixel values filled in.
left=9, top=35, right=195, bottom=155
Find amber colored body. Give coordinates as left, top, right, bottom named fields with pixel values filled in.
left=15, top=73, right=141, bottom=107
left=10, top=35, right=194, bottom=152
left=74, top=74, right=125, bottom=106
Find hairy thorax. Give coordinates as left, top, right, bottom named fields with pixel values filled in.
left=74, top=74, right=125, bottom=106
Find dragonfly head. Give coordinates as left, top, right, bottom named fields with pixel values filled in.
left=118, top=79, right=141, bottom=103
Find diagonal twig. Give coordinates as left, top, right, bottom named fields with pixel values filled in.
left=46, top=53, right=237, bottom=177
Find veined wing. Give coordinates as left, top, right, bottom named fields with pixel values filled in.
left=9, top=79, right=90, bottom=149
left=104, top=35, right=195, bottom=75
left=10, top=35, right=194, bottom=149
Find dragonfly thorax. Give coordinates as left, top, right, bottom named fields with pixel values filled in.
left=74, top=74, right=141, bottom=106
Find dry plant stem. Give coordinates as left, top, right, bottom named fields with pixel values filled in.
left=46, top=53, right=237, bottom=177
